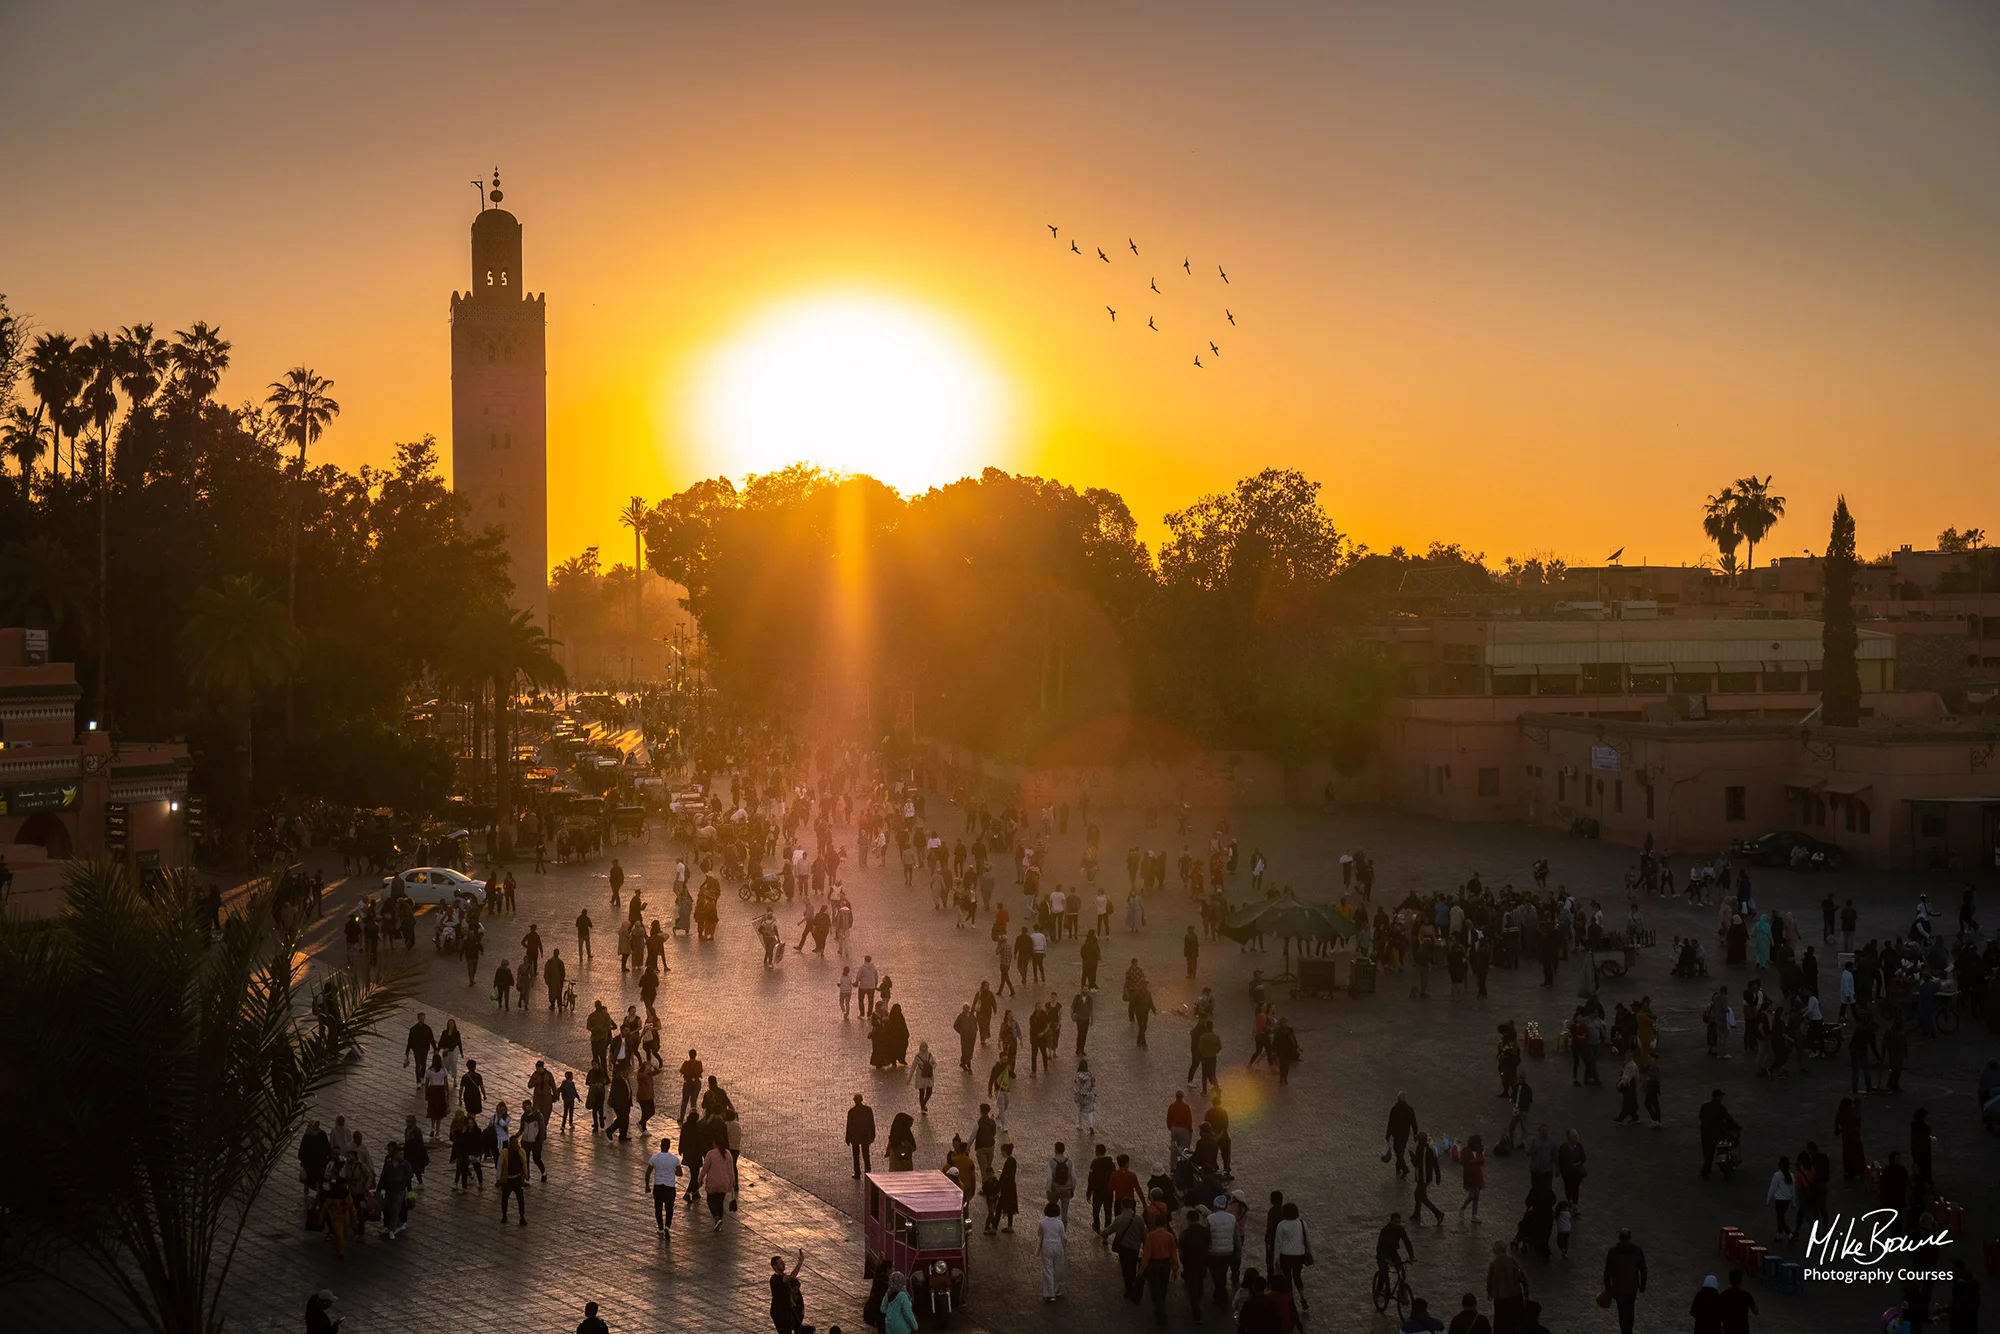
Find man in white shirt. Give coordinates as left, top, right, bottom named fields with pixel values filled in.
left=1030, top=929, right=1049, bottom=982
left=645, top=1137, right=682, bottom=1233
left=1204, top=1197, right=1237, bottom=1306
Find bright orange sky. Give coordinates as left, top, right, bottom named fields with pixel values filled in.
left=5, top=3, right=1998, bottom=570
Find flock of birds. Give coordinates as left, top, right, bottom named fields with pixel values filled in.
left=1049, top=224, right=1235, bottom=369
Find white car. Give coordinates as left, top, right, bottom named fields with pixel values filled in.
left=382, top=866, right=486, bottom=905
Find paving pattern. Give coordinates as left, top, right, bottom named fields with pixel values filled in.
left=5, top=796, right=1994, bottom=1333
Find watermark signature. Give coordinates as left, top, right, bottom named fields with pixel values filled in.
left=1801, top=1210, right=1954, bottom=1283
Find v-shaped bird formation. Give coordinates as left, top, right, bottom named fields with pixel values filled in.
left=1047, top=223, right=1238, bottom=371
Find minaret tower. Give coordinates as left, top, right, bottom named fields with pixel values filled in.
left=450, top=168, right=548, bottom=623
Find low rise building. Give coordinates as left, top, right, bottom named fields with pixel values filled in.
left=0, top=627, right=192, bottom=916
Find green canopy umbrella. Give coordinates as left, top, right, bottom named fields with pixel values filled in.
left=1221, top=890, right=1357, bottom=980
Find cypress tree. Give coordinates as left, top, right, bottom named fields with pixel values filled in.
left=1820, top=496, right=1860, bottom=726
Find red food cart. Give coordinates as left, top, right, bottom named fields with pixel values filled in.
left=863, top=1170, right=969, bottom=1326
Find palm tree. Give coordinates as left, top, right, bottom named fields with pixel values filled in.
left=1701, top=486, right=1741, bottom=581
left=0, top=535, right=93, bottom=636
left=180, top=577, right=302, bottom=868
left=263, top=366, right=339, bottom=741
left=1729, top=475, right=1787, bottom=584
left=114, top=324, right=169, bottom=409
left=3, top=403, right=53, bottom=483
left=79, top=332, right=125, bottom=729
left=27, top=331, right=84, bottom=479
left=618, top=495, right=648, bottom=644
left=168, top=322, right=231, bottom=402
left=448, top=605, right=563, bottom=853
left=0, top=860, right=406, bottom=1334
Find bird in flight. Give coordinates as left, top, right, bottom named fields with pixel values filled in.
left=1147, top=316, right=1158, bottom=331
left=1218, top=266, right=1229, bottom=283
left=1128, top=238, right=1139, bottom=255
left=1106, top=307, right=1116, bottom=322
left=1048, top=224, right=1059, bottom=238
left=1193, top=355, right=1204, bottom=368
left=1097, top=247, right=1110, bottom=263
left=1149, top=278, right=1160, bottom=294
left=1182, top=256, right=1191, bottom=274
left=1209, top=342, right=1220, bottom=355
left=1226, top=309, right=1235, bottom=325
left=1070, top=240, right=1081, bottom=254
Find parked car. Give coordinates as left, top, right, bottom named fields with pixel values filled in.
left=382, top=866, right=486, bottom=904
left=1728, top=831, right=1846, bottom=870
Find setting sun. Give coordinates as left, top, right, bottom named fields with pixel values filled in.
left=684, top=291, right=1011, bottom=494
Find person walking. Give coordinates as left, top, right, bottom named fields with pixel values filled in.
left=847, top=1094, right=877, bottom=1177
left=1141, top=1210, right=1180, bottom=1326
left=1074, top=1059, right=1098, bottom=1133
left=1047, top=1141, right=1077, bottom=1223
left=701, top=1140, right=736, bottom=1230
left=1459, top=1134, right=1486, bottom=1221
left=1273, top=1202, right=1311, bottom=1310
left=1601, top=1228, right=1648, bottom=1334
left=646, top=1136, right=682, bottom=1234
left=1037, top=1201, right=1069, bottom=1302
left=911, top=1042, right=936, bottom=1114
left=497, top=1134, right=528, bottom=1226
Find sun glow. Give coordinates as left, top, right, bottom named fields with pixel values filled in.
left=686, top=291, right=1011, bottom=493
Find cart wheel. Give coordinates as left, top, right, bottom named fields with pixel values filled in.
left=1935, top=1008, right=1960, bottom=1035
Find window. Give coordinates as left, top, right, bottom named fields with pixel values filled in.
left=1614, top=779, right=1623, bottom=814
left=1805, top=794, right=1826, bottom=827
left=1536, top=674, right=1577, bottom=696
left=1725, top=786, right=1747, bottom=821
left=1581, top=663, right=1621, bottom=693
left=1672, top=673, right=1714, bottom=694
left=1478, top=768, right=1499, bottom=798
left=1716, top=672, right=1759, bottom=694
left=1855, top=801, right=1870, bottom=834
left=1644, top=784, right=1655, bottom=819
left=1762, top=671, right=1802, bottom=692
left=1629, top=673, right=1667, bottom=693
left=1494, top=675, right=1531, bottom=697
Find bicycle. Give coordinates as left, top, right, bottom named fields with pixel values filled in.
left=1373, top=1256, right=1414, bottom=1319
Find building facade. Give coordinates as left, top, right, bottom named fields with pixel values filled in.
left=0, top=628, right=191, bottom=916
left=450, top=174, right=549, bottom=624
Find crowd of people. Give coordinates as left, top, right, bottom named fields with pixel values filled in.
left=282, top=705, right=1994, bottom=1334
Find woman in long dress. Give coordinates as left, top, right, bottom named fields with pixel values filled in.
left=1753, top=914, right=1774, bottom=971
left=1073, top=1059, right=1097, bottom=1132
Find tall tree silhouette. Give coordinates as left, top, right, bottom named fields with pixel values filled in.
left=179, top=577, right=301, bottom=866
left=26, top=332, right=84, bottom=479
left=1729, top=475, right=1787, bottom=585
left=1701, top=485, right=1741, bottom=581
left=1820, top=496, right=1860, bottom=727
left=618, top=494, right=648, bottom=647
left=263, top=366, right=339, bottom=742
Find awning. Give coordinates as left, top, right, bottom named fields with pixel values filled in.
left=1764, top=661, right=1809, bottom=673
left=1491, top=665, right=1537, bottom=677
left=1821, top=776, right=1873, bottom=797
left=1782, top=776, right=1825, bottom=796
left=1628, top=664, right=1671, bottom=676
left=1671, top=662, right=1720, bottom=674
left=1902, top=796, right=2000, bottom=805
left=1535, top=663, right=1582, bottom=675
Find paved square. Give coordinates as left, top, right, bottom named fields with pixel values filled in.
left=6, top=797, right=1992, bottom=1334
